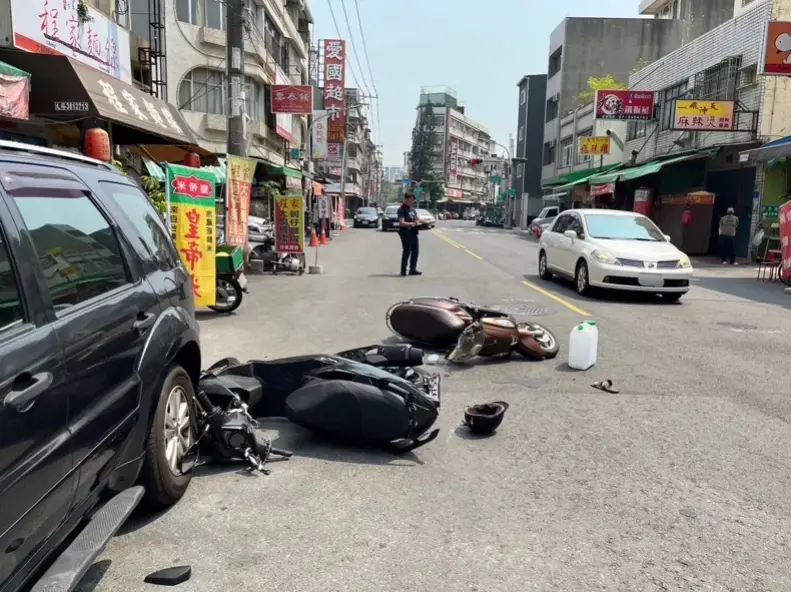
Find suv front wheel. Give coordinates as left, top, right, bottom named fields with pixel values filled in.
left=142, top=365, right=196, bottom=508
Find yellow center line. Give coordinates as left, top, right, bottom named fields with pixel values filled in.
left=521, top=280, right=591, bottom=317
left=465, top=249, right=483, bottom=260
left=432, top=230, right=464, bottom=249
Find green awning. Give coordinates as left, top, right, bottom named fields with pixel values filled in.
left=143, top=158, right=165, bottom=182
left=554, top=165, right=624, bottom=190
left=588, top=151, right=715, bottom=184
left=0, top=60, right=30, bottom=79
left=262, top=162, right=302, bottom=178
left=542, top=164, right=621, bottom=187
left=201, top=165, right=226, bottom=184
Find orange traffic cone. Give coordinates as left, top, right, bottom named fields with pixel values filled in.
left=320, top=228, right=328, bottom=245
left=309, top=227, right=319, bottom=248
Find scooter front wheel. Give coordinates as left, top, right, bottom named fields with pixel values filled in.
left=515, top=322, right=560, bottom=359
left=208, top=277, right=244, bottom=313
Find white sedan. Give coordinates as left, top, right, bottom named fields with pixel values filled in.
left=537, top=209, right=693, bottom=301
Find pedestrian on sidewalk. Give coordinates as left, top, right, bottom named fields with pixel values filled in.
left=397, top=192, right=422, bottom=276
left=718, top=207, right=739, bottom=264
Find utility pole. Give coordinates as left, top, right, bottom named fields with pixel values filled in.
left=226, top=0, right=245, bottom=159
left=339, top=135, right=349, bottom=216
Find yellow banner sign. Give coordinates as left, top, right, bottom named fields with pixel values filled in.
left=578, top=136, right=611, bottom=156
left=672, top=100, right=734, bottom=131
left=225, top=155, right=257, bottom=248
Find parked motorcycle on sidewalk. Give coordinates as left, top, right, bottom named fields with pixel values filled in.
left=209, top=244, right=248, bottom=314
left=386, top=296, right=559, bottom=363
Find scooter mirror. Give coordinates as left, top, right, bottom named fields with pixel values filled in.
left=447, top=323, right=485, bottom=364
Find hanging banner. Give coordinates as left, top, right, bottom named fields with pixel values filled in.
left=166, top=164, right=216, bottom=307
left=779, top=200, right=791, bottom=280
left=312, top=109, right=328, bottom=159
left=594, top=90, right=655, bottom=121
left=274, top=67, right=294, bottom=143
left=225, top=155, right=257, bottom=248
left=323, top=39, right=346, bottom=144
left=0, top=71, right=29, bottom=119
left=578, top=136, right=611, bottom=156
left=271, top=84, right=313, bottom=114
left=274, top=195, right=305, bottom=254
left=671, top=100, right=734, bottom=131
left=449, top=139, right=458, bottom=175
left=318, top=195, right=330, bottom=218
left=761, top=21, right=791, bottom=76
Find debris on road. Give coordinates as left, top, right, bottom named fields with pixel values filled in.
left=143, top=566, right=192, bottom=586
left=591, top=379, right=619, bottom=394
left=463, top=401, right=510, bottom=435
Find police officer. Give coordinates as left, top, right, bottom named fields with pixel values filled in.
left=397, top=192, right=422, bottom=276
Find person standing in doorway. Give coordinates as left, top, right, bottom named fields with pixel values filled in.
left=397, top=192, right=422, bottom=276
left=718, top=206, right=739, bottom=264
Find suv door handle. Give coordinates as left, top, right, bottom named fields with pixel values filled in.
left=3, top=372, right=54, bottom=411
left=133, top=312, right=156, bottom=333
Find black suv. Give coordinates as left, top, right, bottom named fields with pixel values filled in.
left=0, top=141, right=201, bottom=592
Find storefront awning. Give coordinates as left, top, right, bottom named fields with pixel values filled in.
left=261, top=162, right=303, bottom=178
left=542, top=164, right=620, bottom=188
left=588, top=151, right=715, bottom=184
left=739, top=135, right=791, bottom=163
left=554, top=165, right=624, bottom=191
left=0, top=50, right=200, bottom=148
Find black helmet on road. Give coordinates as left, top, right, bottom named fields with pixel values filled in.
left=463, top=401, right=509, bottom=434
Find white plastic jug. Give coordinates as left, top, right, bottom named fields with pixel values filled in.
left=567, top=321, right=598, bottom=370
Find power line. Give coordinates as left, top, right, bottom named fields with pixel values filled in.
left=325, top=0, right=367, bottom=102
left=352, top=0, right=380, bottom=145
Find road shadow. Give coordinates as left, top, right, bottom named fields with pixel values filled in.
left=368, top=273, right=406, bottom=278
left=523, top=273, right=683, bottom=306
left=73, top=559, right=112, bottom=592
left=453, top=425, right=497, bottom=440
left=243, top=419, right=426, bottom=467
left=693, top=276, right=791, bottom=309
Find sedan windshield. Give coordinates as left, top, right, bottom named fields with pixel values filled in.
left=417, top=209, right=432, bottom=217
left=385, top=207, right=399, bottom=215
left=585, top=214, right=665, bottom=241
left=358, top=208, right=377, bottom=215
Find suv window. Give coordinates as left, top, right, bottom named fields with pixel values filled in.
left=12, top=189, right=129, bottom=310
left=552, top=214, right=571, bottom=233
left=101, top=182, right=180, bottom=271
left=0, top=224, right=24, bottom=330
left=385, top=206, right=399, bottom=215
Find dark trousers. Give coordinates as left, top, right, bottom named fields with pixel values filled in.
left=399, top=231, right=419, bottom=273
left=720, top=235, right=736, bottom=263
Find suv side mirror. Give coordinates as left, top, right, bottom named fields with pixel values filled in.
left=664, top=234, right=672, bottom=242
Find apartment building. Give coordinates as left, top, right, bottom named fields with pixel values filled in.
left=513, top=74, right=547, bottom=220
left=411, top=87, right=492, bottom=201
left=541, top=17, right=685, bottom=187
left=167, top=0, right=313, bottom=166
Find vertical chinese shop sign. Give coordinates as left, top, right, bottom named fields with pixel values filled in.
left=323, top=39, right=346, bottom=144
left=166, top=164, right=217, bottom=307
left=274, top=195, right=305, bottom=254
left=225, top=154, right=257, bottom=248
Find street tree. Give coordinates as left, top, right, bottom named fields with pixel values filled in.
left=576, top=74, right=626, bottom=106
left=409, top=102, right=437, bottom=184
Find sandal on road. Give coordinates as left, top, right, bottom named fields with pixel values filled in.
left=591, top=379, right=619, bottom=394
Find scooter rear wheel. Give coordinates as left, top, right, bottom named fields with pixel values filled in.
left=516, top=322, right=559, bottom=359
left=208, top=277, right=244, bottom=313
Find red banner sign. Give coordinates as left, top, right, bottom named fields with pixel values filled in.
left=594, top=90, right=655, bottom=121
left=171, top=174, right=214, bottom=199
left=449, top=139, right=458, bottom=175
left=323, top=39, right=346, bottom=144
left=779, top=200, right=791, bottom=280
left=271, top=84, right=313, bottom=114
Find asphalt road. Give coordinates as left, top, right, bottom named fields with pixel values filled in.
left=80, top=220, right=791, bottom=592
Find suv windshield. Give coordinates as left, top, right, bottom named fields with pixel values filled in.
left=538, top=207, right=557, bottom=219
left=417, top=209, right=431, bottom=216
left=358, top=208, right=377, bottom=215
left=585, top=214, right=665, bottom=241
left=385, top=206, right=399, bottom=215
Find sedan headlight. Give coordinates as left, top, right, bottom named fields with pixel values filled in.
left=591, top=250, right=621, bottom=265
left=677, top=254, right=692, bottom=268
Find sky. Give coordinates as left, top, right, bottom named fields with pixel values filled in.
left=311, top=0, right=644, bottom=167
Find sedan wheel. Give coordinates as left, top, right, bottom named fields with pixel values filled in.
left=538, top=250, right=551, bottom=280
left=575, top=260, right=591, bottom=296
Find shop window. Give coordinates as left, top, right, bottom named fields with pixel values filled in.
left=244, top=77, right=266, bottom=121
left=542, top=142, right=555, bottom=166
left=545, top=98, right=558, bottom=123
left=627, top=121, right=647, bottom=141
left=176, top=0, right=226, bottom=30
left=516, top=163, right=524, bottom=178
left=179, top=68, right=226, bottom=114
left=576, top=129, right=592, bottom=164
left=560, top=136, right=573, bottom=168
left=518, top=125, right=524, bottom=141
left=659, top=81, right=688, bottom=130
left=548, top=47, right=562, bottom=79
left=13, top=189, right=128, bottom=311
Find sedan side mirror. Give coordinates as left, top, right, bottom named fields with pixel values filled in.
left=564, top=230, right=579, bottom=240
left=664, top=234, right=672, bottom=242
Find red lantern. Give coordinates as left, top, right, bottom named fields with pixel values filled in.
left=84, top=128, right=111, bottom=162
left=681, top=209, right=693, bottom=225
left=184, top=152, right=200, bottom=168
